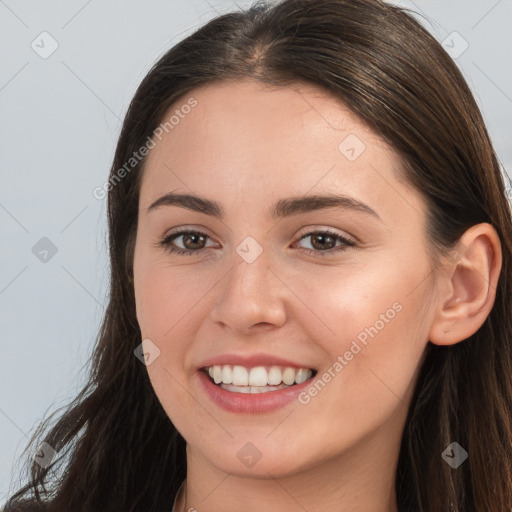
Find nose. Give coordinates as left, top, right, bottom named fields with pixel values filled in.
left=209, top=247, right=287, bottom=334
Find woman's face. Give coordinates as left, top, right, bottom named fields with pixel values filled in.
left=133, top=79, right=438, bottom=481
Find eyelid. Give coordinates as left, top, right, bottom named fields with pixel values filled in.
left=162, top=224, right=215, bottom=238
left=295, top=225, right=356, bottom=244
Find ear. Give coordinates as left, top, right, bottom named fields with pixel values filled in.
left=428, top=223, right=502, bottom=346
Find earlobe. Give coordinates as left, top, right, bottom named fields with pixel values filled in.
left=428, top=223, right=502, bottom=346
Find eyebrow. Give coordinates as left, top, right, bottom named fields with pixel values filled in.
left=146, top=192, right=382, bottom=221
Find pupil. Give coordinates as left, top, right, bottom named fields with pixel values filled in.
left=185, top=233, right=204, bottom=249
left=313, top=234, right=333, bottom=250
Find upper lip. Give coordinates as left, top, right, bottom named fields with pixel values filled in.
left=197, top=353, right=317, bottom=371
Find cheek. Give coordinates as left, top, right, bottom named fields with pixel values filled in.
left=133, top=259, right=210, bottom=430
left=294, top=255, right=429, bottom=386
left=134, top=252, right=213, bottom=338
left=290, top=262, right=402, bottom=339
left=287, top=275, right=427, bottom=449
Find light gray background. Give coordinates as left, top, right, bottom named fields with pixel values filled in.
left=1, top=0, right=511, bottom=501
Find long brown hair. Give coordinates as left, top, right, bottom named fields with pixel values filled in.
left=5, top=0, right=512, bottom=510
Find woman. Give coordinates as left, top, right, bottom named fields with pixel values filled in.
left=5, top=0, right=512, bottom=510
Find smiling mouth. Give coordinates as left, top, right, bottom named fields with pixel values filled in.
left=201, top=364, right=318, bottom=393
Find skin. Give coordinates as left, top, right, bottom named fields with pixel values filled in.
left=132, top=79, right=502, bottom=512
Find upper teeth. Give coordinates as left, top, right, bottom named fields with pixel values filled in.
left=206, top=365, right=313, bottom=386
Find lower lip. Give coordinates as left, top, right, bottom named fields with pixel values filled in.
left=197, top=370, right=315, bottom=414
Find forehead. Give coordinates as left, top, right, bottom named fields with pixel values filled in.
left=138, top=79, right=420, bottom=227
left=147, top=78, right=383, bottom=157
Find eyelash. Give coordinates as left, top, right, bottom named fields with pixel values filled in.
left=155, top=228, right=357, bottom=257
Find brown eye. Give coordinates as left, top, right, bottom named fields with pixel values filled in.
left=156, top=228, right=356, bottom=258
left=157, top=230, right=214, bottom=256
left=309, top=233, right=337, bottom=250
left=296, top=230, right=356, bottom=257
left=180, top=232, right=207, bottom=250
